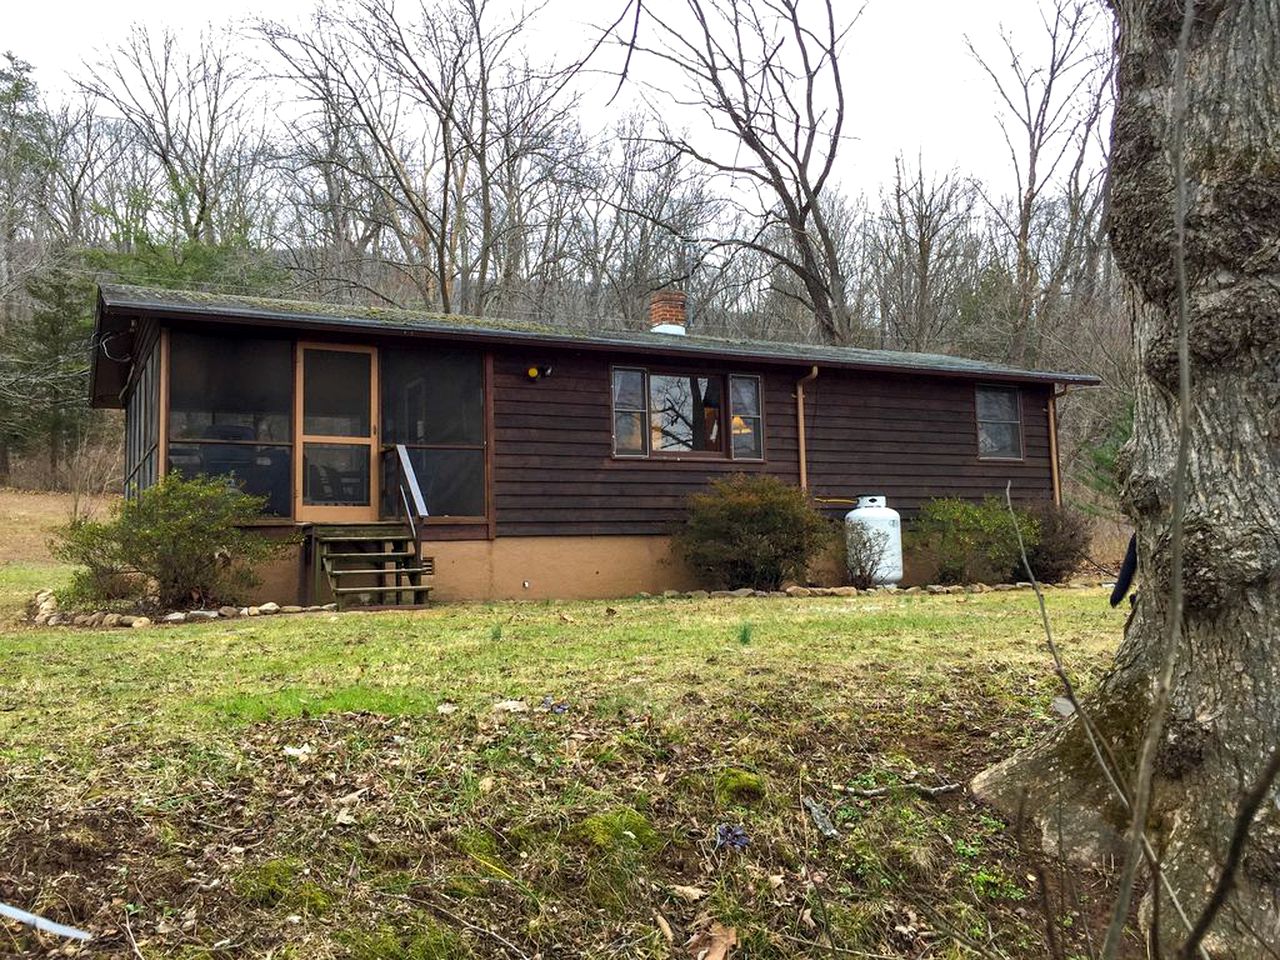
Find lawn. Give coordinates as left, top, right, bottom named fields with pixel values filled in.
left=0, top=550, right=1137, bottom=959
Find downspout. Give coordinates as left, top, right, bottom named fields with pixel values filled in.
left=796, top=366, right=819, bottom=490
left=1048, top=383, right=1077, bottom=508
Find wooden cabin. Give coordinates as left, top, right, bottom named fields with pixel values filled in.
left=90, top=284, right=1099, bottom=605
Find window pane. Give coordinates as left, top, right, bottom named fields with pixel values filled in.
left=614, top=410, right=646, bottom=455
left=381, top=348, right=484, bottom=445
left=978, top=422, right=1021, bottom=459
left=976, top=386, right=1019, bottom=422
left=303, top=349, right=371, bottom=437
left=169, top=332, right=292, bottom=442
left=730, top=376, right=761, bottom=417
left=408, top=448, right=485, bottom=516
left=303, top=443, right=371, bottom=505
left=612, top=369, right=645, bottom=410
left=169, top=443, right=292, bottom=516
left=731, top=417, right=763, bottom=459
left=650, top=374, right=723, bottom=452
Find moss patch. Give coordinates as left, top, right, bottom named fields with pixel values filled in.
left=715, top=767, right=767, bottom=806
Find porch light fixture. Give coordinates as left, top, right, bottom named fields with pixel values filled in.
left=526, top=364, right=553, bottom=381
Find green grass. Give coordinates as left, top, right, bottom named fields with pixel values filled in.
left=0, top=562, right=1129, bottom=957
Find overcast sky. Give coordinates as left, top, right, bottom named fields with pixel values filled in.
left=6, top=0, right=1111, bottom=199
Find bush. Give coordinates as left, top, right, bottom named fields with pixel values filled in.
left=673, top=474, right=832, bottom=591
left=911, top=497, right=1040, bottom=585
left=53, top=473, right=283, bottom=609
left=1019, top=501, right=1090, bottom=583
left=845, top=521, right=890, bottom=589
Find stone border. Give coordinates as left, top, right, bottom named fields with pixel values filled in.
left=28, top=590, right=337, bottom=629
left=639, top=579, right=1112, bottom=600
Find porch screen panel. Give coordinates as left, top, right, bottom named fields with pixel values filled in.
left=124, top=335, right=160, bottom=497
left=381, top=348, right=486, bottom=518
left=167, top=331, right=293, bottom=516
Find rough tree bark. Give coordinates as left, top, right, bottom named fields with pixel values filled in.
left=973, top=2, right=1280, bottom=955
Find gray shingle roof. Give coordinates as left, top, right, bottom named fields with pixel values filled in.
left=96, top=283, right=1101, bottom=386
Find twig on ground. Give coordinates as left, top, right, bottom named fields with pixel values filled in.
left=833, top=782, right=960, bottom=799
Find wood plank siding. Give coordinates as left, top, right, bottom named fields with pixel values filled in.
left=490, top=349, right=799, bottom=537
left=488, top=346, right=1054, bottom=537
left=802, top=373, right=1053, bottom=519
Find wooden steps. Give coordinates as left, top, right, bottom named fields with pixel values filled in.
left=312, top=523, right=433, bottom=610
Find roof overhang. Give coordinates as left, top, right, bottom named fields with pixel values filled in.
left=90, top=284, right=1103, bottom=406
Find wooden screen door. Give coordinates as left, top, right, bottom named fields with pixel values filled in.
left=295, top=343, right=379, bottom=522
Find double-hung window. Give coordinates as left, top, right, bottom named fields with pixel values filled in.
left=975, top=385, right=1023, bottom=460
left=611, top=367, right=763, bottom=460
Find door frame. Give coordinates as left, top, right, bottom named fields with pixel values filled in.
left=294, top=342, right=380, bottom=523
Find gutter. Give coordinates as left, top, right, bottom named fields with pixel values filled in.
left=1048, top=382, right=1088, bottom=507
left=796, top=366, right=819, bottom=490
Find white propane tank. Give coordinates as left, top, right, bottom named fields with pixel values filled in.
left=845, top=495, right=903, bottom=585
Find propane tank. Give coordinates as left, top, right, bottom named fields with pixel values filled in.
left=844, top=495, right=903, bottom=585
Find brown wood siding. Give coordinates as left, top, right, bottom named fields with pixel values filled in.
left=491, top=349, right=799, bottom=537
left=803, top=371, right=1054, bottom=518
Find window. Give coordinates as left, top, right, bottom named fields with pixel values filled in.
left=650, top=374, right=723, bottom=454
left=610, top=367, right=764, bottom=460
left=124, top=336, right=160, bottom=497
left=167, top=331, right=294, bottom=515
left=381, top=348, right=486, bottom=518
left=976, top=385, right=1023, bottom=459
left=729, top=376, right=763, bottom=459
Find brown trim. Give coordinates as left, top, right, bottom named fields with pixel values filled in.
left=796, top=366, right=818, bottom=489
left=1048, top=389, right=1063, bottom=506
left=974, top=383, right=1025, bottom=462
left=158, top=327, right=170, bottom=478
left=294, top=342, right=381, bottom=522
left=484, top=352, right=497, bottom=540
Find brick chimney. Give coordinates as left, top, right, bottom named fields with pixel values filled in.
left=648, top=289, right=687, bottom=336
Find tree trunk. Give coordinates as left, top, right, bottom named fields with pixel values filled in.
left=972, top=2, right=1280, bottom=954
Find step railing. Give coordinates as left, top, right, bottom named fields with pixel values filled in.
left=385, top=444, right=429, bottom=540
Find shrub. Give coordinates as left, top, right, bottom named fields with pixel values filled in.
left=911, top=497, right=1040, bottom=585
left=1019, top=501, right=1090, bottom=583
left=845, top=521, right=890, bottom=589
left=53, top=473, right=283, bottom=608
left=673, top=474, right=832, bottom=590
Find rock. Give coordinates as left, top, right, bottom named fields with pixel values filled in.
left=188, top=610, right=220, bottom=621
left=73, top=614, right=92, bottom=626
left=784, top=585, right=811, bottom=598
left=162, top=612, right=187, bottom=624
left=305, top=605, right=323, bottom=612
left=118, top=615, right=136, bottom=627
left=926, top=584, right=947, bottom=594
left=944, top=585, right=965, bottom=595
left=246, top=606, right=261, bottom=616
left=970, top=583, right=990, bottom=593
left=46, top=613, right=65, bottom=626
left=751, top=590, right=770, bottom=597
left=86, top=612, right=105, bottom=627
left=321, top=603, right=338, bottom=611
left=34, top=589, right=54, bottom=604
left=728, top=587, right=754, bottom=598
left=993, top=583, right=1017, bottom=592
left=131, top=617, right=153, bottom=629
left=218, top=605, right=240, bottom=619
left=1015, top=582, right=1033, bottom=589
left=259, top=602, right=281, bottom=614
left=903, top=586, right=922, bottom=594
left=662, top=589, right=683, bottom=599
left=809, top=587, right=835, bottom=597
left=688, top=590, right=709, bottom=600
left=101, top=613, right=123, bottom=628
left=831, top=586, right=860, bottom=597
left=710, top=590, right=733, bottom=598
left=281, top=605, right=303, bottom=614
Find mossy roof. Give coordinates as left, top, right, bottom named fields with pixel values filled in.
left=94, top=283, right=1102, bottom=391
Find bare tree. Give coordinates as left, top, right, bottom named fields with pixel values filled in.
left=78, top=26, right=267, bottom=248
left=615, top=0, right=862, bottom=344
left=969, top=0, right=1112, bottom=366
left=974, top=2, right=1280, bottom=954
